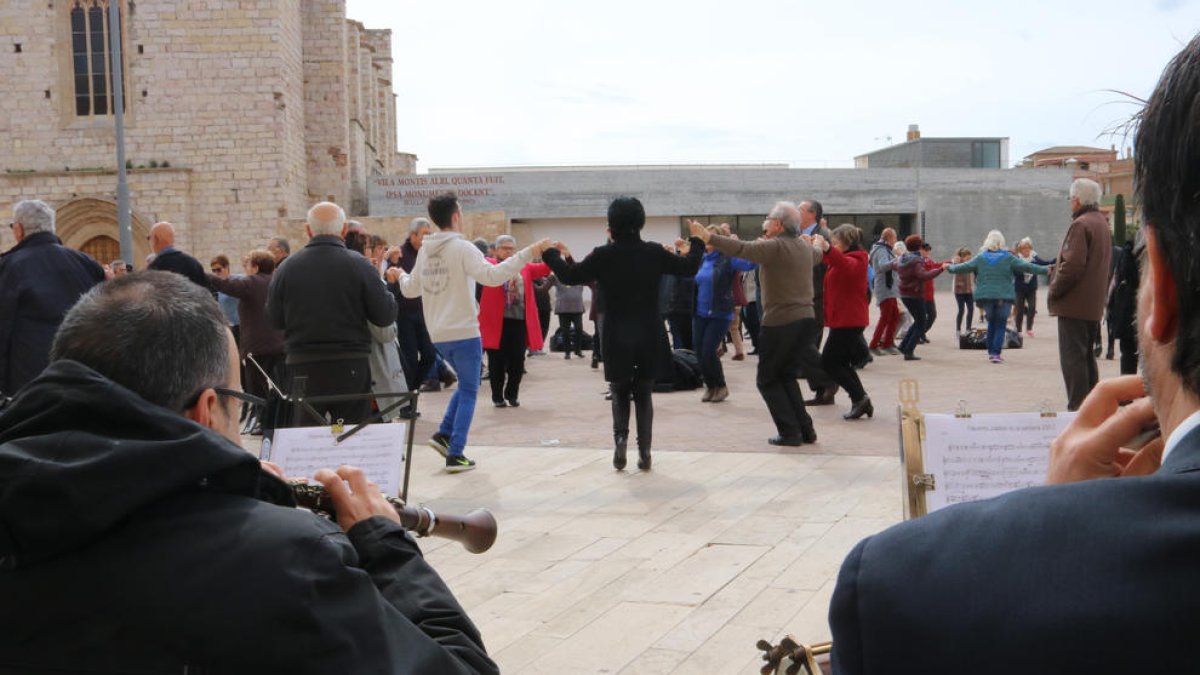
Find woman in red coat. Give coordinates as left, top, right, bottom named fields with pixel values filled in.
left=477, top=235, right=551, bottom=407
left=817, top=224, right=874, bottom=420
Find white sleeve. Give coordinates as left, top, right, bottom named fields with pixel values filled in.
left=464, top=245, right=534, bottom=286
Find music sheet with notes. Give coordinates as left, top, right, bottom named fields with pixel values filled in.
left=266, top=423, right=408, bottom=497
left=922, top=412, right=1077, bottom=513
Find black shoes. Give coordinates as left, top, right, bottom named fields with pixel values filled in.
left=636, top=444, right=651, bottom=471
left=804, top=386, right=838, bottom=406
left=801, top=427, right=818, bottom=444
left=506, top=399, right=520, bottom=408
left=903, top=352, right=921, bottom=361
left=844, top=396, right=874, bottom=420
left=428, top=432, right=451, bottom=458
left=613, top=433, right=628, bottom=470
left=493, top=400, right=507, bottom=408
left=768, top=435, right=806, bottom=447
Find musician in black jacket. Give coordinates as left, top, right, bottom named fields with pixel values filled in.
left=543, top=196, right=703, bottom=471
left=830, top=35, right=1200, bottom=674
left=0, top=272, right=495, bottom=674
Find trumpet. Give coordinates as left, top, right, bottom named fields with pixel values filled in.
left=289, top=482, right=498, bottom=554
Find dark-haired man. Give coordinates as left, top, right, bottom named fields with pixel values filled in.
left=267, top=236, right=290, bottom=265
left=390, top=192, right=551, bottom=472
left=797, top=199, right=838, bottom=405
left=830, top=34, right=1200, bottom=673
left=0, top=271, right=496, bottom=674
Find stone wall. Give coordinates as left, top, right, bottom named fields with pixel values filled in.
left=1, top=0, right=406, bottom=262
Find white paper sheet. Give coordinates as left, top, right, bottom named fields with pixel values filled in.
left=922, top=412, right=1076, bottom=513
left=266, top=423, right=408, bottom=497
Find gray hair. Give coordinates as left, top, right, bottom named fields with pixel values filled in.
left=14, top=200, right=55, bottom=235
left=307, top=203, right=347, bottom=235
left=831, top=223, right=863, bottom=250
left=1070, top=178, right=1102, bottom=207
left=768, top=201, right=802, bottom=235
left=494, top=234, right=516, bottom=248
left=268, top=237, right=290, bottom=255
left=50, top=271, right=230, bottom=412
left=1017, top=237, right=1034, bottom=250
left=982, top=229, right=1006, bottom=252
left=408, top=217, right=433, bottom=235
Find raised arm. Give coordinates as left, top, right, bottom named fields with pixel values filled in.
left=542, top=245, right=598, bottom=286
left=463, top=240, right=551, bottom=287
left=1012, top=256, right=1051, bottom=276
left=206, top=273, right=256, bottom=299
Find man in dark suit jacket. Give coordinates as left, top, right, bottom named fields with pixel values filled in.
left=147, top=221, right=208, bottom=288
left=829, top=35, right=1200, bottom=674
left=0, top=199, right=105, bottom=394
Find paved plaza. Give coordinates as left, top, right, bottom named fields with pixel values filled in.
left=249, top=291, right=1126, bottom=674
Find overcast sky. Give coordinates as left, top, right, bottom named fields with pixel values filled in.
left=346, top=0, right=1198, bottom=171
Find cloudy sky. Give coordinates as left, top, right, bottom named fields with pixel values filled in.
left=346, top=0, right=1198, bottom=171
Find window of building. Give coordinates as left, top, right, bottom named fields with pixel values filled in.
left=971, top=141, right=1001, bottom=168
left=70, top=0, right=126, bottom=117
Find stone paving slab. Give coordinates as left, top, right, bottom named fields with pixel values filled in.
left=243, top=292, right=1125, bottom=673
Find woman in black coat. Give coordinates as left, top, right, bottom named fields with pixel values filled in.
left=543, top=197, right=703, bottom=471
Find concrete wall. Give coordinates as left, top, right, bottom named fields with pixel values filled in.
left=368, top=166, right=1079, bottom=289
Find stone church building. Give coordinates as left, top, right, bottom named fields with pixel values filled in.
left=0, top=0, right=413, bottom=265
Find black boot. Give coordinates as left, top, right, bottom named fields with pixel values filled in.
left=844, top=396, right=874, bottom=420
left=611, top=383, right=632, bottom=470
left=637, top=442, right=652, bottom=471
left=633, top=380, right=654, bottom=470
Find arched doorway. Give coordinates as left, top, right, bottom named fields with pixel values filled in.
left=80, top=235, right=120, bottom=265
left=55, top=197, right=151, bottom=267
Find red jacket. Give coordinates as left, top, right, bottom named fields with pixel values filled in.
left=823, top=247, right=870, bottom=328
left=479, top=261, right=551, bottom=351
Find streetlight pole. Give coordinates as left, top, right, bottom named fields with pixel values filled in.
left=108, top=0, right=133, bottom=266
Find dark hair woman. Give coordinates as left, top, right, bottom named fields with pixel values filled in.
left=892, top=234, right=943, bottom=360
left=542, top=197, right=704, bottom=471
left=819, top=225, right=874, bottom=419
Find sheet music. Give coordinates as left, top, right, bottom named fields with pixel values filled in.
left=268, top=423, right=407, bottom=497
left=923, top=412, right=1076, bottom=513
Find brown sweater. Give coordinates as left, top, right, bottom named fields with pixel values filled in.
left=1048, top=206, right=1113, bottom=321
left=708, top=233, right=820, bottom=326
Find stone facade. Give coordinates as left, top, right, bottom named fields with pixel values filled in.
left=0, top=0, right=412, bottom=264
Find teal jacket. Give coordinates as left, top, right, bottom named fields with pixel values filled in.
left=946, top=250, right=1048, bottom=301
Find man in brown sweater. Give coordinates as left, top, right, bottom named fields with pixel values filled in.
left=1049, top=178, right=1113, bottom=411
left=689, top=202, right=824, bottom=446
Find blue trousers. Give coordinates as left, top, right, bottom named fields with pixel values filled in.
left=434, top=337, right=483, bottom=457
left=980, top=299, right=1013, bottom=356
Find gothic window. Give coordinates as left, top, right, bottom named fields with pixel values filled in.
left=69, top=0, right=126, bottom=117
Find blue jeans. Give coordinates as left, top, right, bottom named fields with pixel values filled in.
left=693, top=315, right=732, bottom=388
left=980, top=299, right=1013, bottom=356
left=434, top=337, right=482, bottom=457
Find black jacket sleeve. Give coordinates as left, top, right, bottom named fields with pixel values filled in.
left=829, top=537, right=868, bottom=675
left=359, top=259, right=398, bottom=328
left=542, top=247, right=598, bottom=286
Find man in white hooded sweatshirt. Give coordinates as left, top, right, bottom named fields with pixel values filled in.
left=388, top=192, right=551, bottom=472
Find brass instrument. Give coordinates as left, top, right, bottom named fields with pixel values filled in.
left=290, top=482, right=498, bottom=554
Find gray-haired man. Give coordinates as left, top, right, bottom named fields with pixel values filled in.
left=0, top=199, right=104, bottom=394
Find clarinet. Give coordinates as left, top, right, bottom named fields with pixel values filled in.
left=289, top=482, right=497, bottom=554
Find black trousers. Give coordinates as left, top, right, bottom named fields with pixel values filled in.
left=280, top=356, right=372, bottom=428
left=611, top=377, right=654, bottom=449
left=558, top=312, right=584, bottom=354
left=487, top=318, right=527, bottom=403
left=1014, top=286, right=1037, bottom=332
left=924, top=299, right=937, bottom=332
left=666, top=313, right=693, bottom=350
left=742, top=302, right=762, bottom=350
left=396, top=310, right=437, bottom=388
left=899, top=297, right=928, bottom=356
left=822, top=327, right=868, bottom=403
left=1058, top=317, right=1100, bottom=411
left=757, top=320, right=817, bottom=438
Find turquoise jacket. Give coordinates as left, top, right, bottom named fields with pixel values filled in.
left=946, top=250, right=1048, bottom=301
